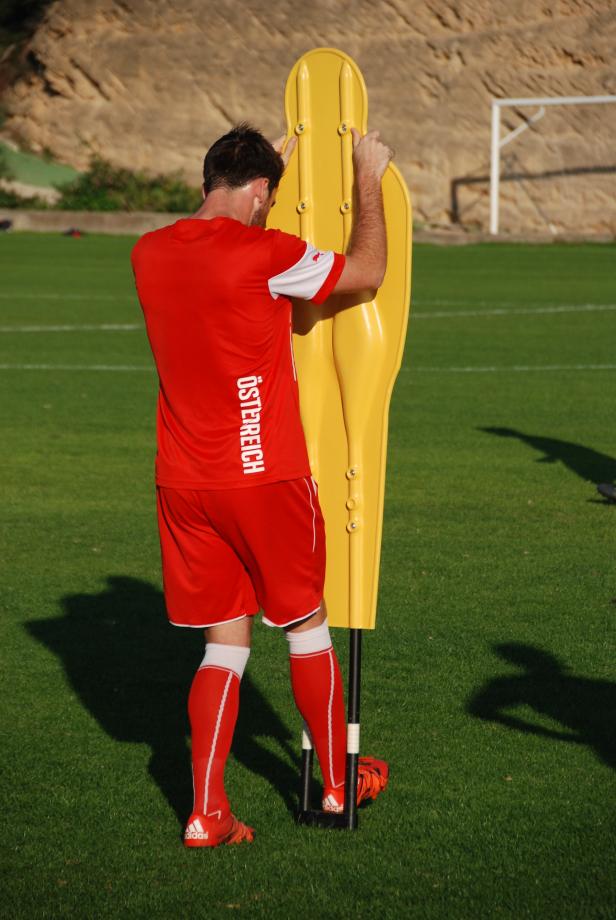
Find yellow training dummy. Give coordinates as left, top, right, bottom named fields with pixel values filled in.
left=268, top=48, right=412, bottom=630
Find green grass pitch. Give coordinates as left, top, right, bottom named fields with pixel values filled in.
left=1, top=232, right=615, bottom=919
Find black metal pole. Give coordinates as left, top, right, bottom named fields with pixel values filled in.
left=299, top=723, right=313, bottom=813
left=344, top=628, right=362, bottom=830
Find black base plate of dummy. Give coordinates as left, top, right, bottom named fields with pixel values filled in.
left=296, top=809, right=356, bottom=829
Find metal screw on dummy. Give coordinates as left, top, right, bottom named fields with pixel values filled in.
left=338, top=122, right=348, bottom=135
left=296, top=123, right=305, bottom=134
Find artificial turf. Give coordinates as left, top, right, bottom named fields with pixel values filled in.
left=1, top=233, right=615, bottom=919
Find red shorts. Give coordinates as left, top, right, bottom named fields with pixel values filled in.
left=156, top=477, right=326, bottom=629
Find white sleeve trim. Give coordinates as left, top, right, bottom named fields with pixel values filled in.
left=268, top=242, right=335, bottom=301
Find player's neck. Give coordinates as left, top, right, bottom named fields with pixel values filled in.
left=192, top=188, right=252, bottom=225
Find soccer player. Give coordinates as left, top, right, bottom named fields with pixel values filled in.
left=131, top=123, right=392, bottom=847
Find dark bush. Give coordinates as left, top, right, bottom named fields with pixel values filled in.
left=54, top=158, right=201, bottom=212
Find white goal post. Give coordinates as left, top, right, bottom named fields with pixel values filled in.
left=489, top=94, right=616, bottom=235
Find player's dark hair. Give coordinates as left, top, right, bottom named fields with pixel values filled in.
left=203, top=124, right=284, bottom=195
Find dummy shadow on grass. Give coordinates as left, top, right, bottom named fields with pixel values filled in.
left=480, top=427, right=616, bottom=490
left=467, top=643, right=616, bottom=770
left=26, top=576, right=307, bottom=827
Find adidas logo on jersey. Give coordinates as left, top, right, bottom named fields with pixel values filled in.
left=185, top=818, right=209, bottom=841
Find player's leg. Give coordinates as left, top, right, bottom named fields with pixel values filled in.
left=156, top=486, right=258, bottom=847
left=286, top=602, right=388, bottom=812
left=186, top=616, right=254, bottom=846
left=285, top=604, right=347, bottom=810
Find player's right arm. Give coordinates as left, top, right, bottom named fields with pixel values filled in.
left=332, top=129, right=393, bottom=294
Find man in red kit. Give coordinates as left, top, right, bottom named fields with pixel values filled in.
left=131, top=123, right=392, bottom=847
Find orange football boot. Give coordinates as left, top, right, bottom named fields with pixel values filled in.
left=184, top=812, right=255, bottom=848
left=322, top=756, right=389, bottom=813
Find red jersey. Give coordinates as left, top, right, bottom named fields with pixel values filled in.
left=131, top=217, right=344, bottom=489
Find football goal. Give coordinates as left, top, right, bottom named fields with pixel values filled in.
left=489, top=94, right=616, bottom=235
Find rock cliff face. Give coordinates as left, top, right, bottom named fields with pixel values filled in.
left=2, top=0, right=615, bottom=233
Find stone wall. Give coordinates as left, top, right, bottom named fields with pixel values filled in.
left=2, top=0, right=615, bottom=234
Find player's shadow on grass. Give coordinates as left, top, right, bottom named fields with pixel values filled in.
left=26, top=576, right=305, bottom=826
left=480, top=427, right=616, bottom=490
left=467, top=643, right=616, bottom=770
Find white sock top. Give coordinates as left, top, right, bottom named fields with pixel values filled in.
left=199, top=642, right=250, bottom=679
left=286, top=618, right=332, bottom=656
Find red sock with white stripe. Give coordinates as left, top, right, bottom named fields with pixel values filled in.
left=188, top=643, right=250, bottom=820
left=286, top=618, right=346, bottom=801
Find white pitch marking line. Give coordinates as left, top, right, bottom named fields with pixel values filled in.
left=412, top=303, right=616, bottom=318
left=410, top=364, right=616, bottom=374
left=0, top=363, right=153, bottom=372
left=414, top=298, right=616, bottom=308
left=1, top=362, right=615, bottom=375
left=0, top=292, right=130, bottom=300
left=0, top=323, right=141, bottom=333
